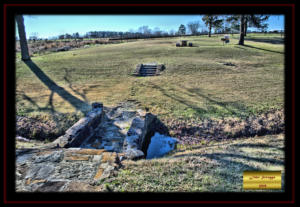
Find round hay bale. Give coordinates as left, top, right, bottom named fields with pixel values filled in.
left=176, top=42, right=180, bottom=47
left=188, top=42, right=193, bottom=47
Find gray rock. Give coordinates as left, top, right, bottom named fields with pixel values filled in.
left=54, top=107, right=104, bottom=148
left=26, top=164, right=55, bottom=180
left=56, top=46, right=71, bottom=52
left=16, top=136, right=31, bottom=142
left=127, top=117, right=145, bottom=136
left=124, top=148, right=144, bottom=160
left=33, top=150, right=64, bottom=163
left=123, top=135, right=139, bottom=150
left=35, top=181, right=67, bottom=192
left=139, top=113, right=170, bottom=157
left=16, top=153, right=34, bottom=164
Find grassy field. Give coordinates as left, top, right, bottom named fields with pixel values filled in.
left=16, top=33, right=284, bottom=123
left=15, top=33, right=285, bottom=192
left=99, top=133, right=284, bottom=192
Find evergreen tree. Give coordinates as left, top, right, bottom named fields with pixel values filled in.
left=178, top=24, right=186, bottom=36
left=202, top=15, right=223, bottom=37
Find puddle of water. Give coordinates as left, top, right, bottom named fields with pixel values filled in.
left=146, top=132, right=178, bottom=159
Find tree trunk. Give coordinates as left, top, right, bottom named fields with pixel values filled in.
left=208, top=23, right=212, bottom=37
left=16, top=15, right=30, bottom=61
left=244, top=18, right=248, bottom=36
left=238, top=15, right=245, bottom=45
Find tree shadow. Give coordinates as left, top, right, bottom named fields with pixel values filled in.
left=245, top=37, right=284, bottom=44
left=151, top=82, right=250, bottom=118
left=243, top=44, right=284, bottom=54
left=149, top=83, right=208, bottom=115
left=185, top=87, right=251, bottom=118
left=231, top=143, right=284, bottom=151
left=24, top=60, right=90, bottom=114
left=16, top=89, right=55, bottom=113
left=174, top=152, right=262, bottom=171
left=174, top=151, right=283, bottom=169
left=63, top=68, right=89, bottom=103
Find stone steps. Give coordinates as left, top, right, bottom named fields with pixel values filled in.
left=134, top=64, right=161, bottom=76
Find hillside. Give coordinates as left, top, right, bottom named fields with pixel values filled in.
left=16, top=33, right=284, bottom=141
left=15, top=33, right=285, bottom=192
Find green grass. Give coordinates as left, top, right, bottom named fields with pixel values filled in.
left=98, top=134, right=284, bottom=192
left=16, top=33, right=284, bottom=124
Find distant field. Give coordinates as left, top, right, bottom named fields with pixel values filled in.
left=16, top=33, right=284, bottom=139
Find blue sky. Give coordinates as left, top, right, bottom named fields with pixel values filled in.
left=21, top=15, right=284, bottom=39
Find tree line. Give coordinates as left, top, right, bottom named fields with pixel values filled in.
left=26, top=15, right=271, bottom=44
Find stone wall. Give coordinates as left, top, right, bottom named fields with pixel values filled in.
left=53, top=104, right=104, bottom=148
left=123, top=113, right=170, bottom=160
left=52, top=102, right=170, bottom=160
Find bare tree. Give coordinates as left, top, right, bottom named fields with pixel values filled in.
left=187, top=21, right=200, bottom=35
left=169, top=29, right=175, bottom=36
left=138, top=26, right=152, bottom=37
left=153, top=27, right=163, bottom=37
left=16, top=15, right=30, bottom=61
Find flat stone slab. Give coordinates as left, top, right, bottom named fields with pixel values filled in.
left=16, top=148, right=121, bottom=192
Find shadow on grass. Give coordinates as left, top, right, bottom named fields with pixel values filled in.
left=149, top=83, right=250, bottom=118
left=243, top=44, right=284, bottom=54
left=175, top=152, right=262, bottom=171
left=63, top=68, right=89, bottom=103
left=149, top=83, right=208, bottom=115
left=231, top=143, right=284, bottom=151
left=174, top=152, right=283, bottom=169
left=24, top=60, right=90, bottom=114
left=16, top=89, right=55, bottom=113
left=245, top=37, right=284, bottom=44
left=185, top=87, right=251, bottom=118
